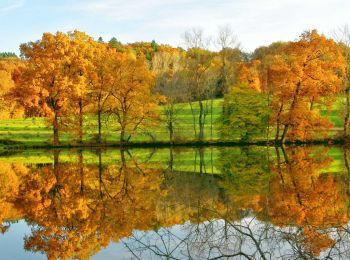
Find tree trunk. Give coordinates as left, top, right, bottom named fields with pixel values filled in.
left=210, top=98, right=213, bottom=140
left=189, top=102, right=197, bottom=139
left=281, top=144, right=289, bottom=164
left=199, top=148, right=205, bottom=174
left=53, top=149, right=60, bottom=180
left=199, top=100, right=204, bottom=141
left=98, top=149, right=103, bottom=198
left=120, top=125, right=126, bottom=144
left=168, top=104, right=174, bottom=144
left=345, top=87, right=350, bottom=137
left=275, top=121, right=280, bottom=143
left=78, top=98, right=83, bottom=143
left=97, top=109, right=102, bottom=143
left=194, top=149, right=197, bottom=173
left=281, top=125, right=288, bottom=144
left=54, top=149, right=60, bottom=167
left=281, top=82, right=300, bottom=143
left=266, top=91, right=271, bottom=142
left=53, top=113, right=59, bottom=146
left=169, top=120, right=174, bottom=144
left=275, top=146, right=285, bottom=184
left=79, top=150, right=84, bottom=195
left=211, top=147, right=214, bottom=174
left=169, top=147, right=174, bottom=172
left=343, top=148, right=350, bottom=195
left=120, top=149, right=126, bottom=165
left=275, top=103, right=283, bottom=142
left=310, top=96, right=315, bottom=111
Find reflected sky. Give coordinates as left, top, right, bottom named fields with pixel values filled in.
left=0, top=221, right=44, bottom=260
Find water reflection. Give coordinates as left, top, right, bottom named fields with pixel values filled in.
left=0, top=146, right=350, bottom=259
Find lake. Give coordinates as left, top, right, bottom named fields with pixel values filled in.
left=0, top=145, right=349, bottom=259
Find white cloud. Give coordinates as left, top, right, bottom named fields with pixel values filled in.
left=75, top=0, right=172, bottom=20
left=2, top=0, right=350, bottom=53
left=0, top=0, right=25, bottom=12
left=71, top=0, right=350, bottom=51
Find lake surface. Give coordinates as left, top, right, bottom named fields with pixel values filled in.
left=0, top=145, right=350, bottom=259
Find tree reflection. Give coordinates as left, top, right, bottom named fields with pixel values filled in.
left=267, top=146, right=346, bottom=256
left=13, top=149, right=165, bottom=259
left=1, top=146, right=350, bottom=258
left=124, top=146, right=350, bottom=259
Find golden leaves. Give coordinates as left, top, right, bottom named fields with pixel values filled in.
left=268, top=30, right=346, bottom=141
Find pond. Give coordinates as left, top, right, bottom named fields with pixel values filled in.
left=0, top=145, right=349, bottom=259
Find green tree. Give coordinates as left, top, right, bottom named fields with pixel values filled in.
left=108, top=37, right=122, bottom=48
left=0, top=52, right=17, bottom=59
left=220, top=86, right=270, bottom=142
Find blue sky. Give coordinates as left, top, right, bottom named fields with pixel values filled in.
left=1, top=0, right=350, bottom=54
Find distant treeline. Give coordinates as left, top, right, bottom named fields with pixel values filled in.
left=0, top=52, right=17, bottom=58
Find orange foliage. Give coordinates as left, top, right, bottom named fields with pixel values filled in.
left=237, top=60, right=262, bottom=91
left=268, top=30, right=346, bottom=141
left=0, top=59, right=24, bottom=118
left=106, top=53, right=160, bottom=142
left=11, top=31, right=96, bottom=144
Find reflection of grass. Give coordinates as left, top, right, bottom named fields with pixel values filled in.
left=0, top=145, right=346, bottom=175
left=0, top=147, right=222, bottom=174
left=0, top=97, right=345, bottom=147
left=324, top=147, right=346, bottom=174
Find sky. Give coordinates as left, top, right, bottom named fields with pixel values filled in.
left=1, top=0, right=350, bottom=54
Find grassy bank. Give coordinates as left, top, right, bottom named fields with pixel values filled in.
left=0, top=99, right=222, bottom=146
left=0, top=97, right=346, bottom=148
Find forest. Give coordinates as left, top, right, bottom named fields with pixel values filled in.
left=1, top=26, right=350, bottom=147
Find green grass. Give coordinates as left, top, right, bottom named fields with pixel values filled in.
left=320, top=96, right=345, bottom=128
left=0, top=99, right=224, bottom=146
left=0, top=97, right=346, bottom=147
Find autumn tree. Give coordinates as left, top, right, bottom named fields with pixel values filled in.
left=250, top=42, right=288, bottom=139
left=126, top=41, right=162, bottom=65
left=251, top=41, right=288, bottom=92
left=64, top=31, right=96, bottom=143
left=11, top=31, right=95, bottom=145
left=107, top=53, right=159, bottom=143
left=0, top=58, right=24, bottom=118
left=88, top=43, right=123, bottom=143
left=268, top=30, right=346, bottom=143
left=237, top=60, right=263, bottom=92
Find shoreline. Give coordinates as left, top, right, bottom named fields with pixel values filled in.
left=0, top=138, right=348, bottom=150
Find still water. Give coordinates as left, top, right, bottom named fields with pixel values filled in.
left=0, top=146, right=349, bottom=259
